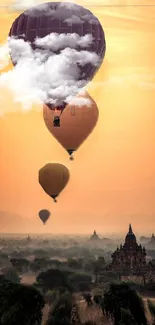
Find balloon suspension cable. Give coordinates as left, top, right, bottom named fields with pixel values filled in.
left=70, top=155, right=74, bottom=161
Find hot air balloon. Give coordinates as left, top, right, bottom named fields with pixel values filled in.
left=39, top=163, right=70, bottom=202
left=8, top=2, right=106, bottom=126
left=43, top=91, right=99, bottom=160
left=39, top=209, right=50, bottom=225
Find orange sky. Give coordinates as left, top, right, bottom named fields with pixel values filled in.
left=0, top=0, right=155, bottom=235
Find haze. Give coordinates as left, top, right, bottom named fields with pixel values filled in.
left=0, top=0, right=154, bottom=235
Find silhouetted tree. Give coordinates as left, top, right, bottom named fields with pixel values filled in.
left=92, top=258, right=105, bottom=283
left=46, top=293, right=72, bottom=325
left=45, top=288, right=69, bottom=306
left=1, top=267, right=20, bottom=283
left=83, top=322, right=97, bottom=325
left=93, top=294, right=102, bottom=305
left=99, top=270, right=119, bottom=284
left=30, top=258, right=47, bottom=273
left=101, top=282, right=147, bottom=325
left=46, top=259, right=62, bottom=269
left=0, top=274, right=9, bottom=284
left=44, top=290, right=59, bottom=306
left=68, top=273, right=92, bottom=292
left=67, top=258, right=83, bottom=270
left=10, top=258, right=30, bottom=273
left=83, top=293, right=93, bottom=307
left=33, top=249, right=49, bottom=259
left=36, top=269, right=71, bottom=293
left=0, top=253, right=9, bottom=267
left=119, top=308, right=138, bottom=325
left=0, top=281, right=44, bottom=325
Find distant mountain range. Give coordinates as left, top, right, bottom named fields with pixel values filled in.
left=0, top=211, right=36, bottom=233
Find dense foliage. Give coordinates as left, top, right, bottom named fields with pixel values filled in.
left=0, top=281, right=44, bottom=325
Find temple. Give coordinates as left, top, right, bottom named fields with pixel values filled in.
left=89, top=230, right=100, bottom=241
left=110, top=224, right=147, bottom=275
left=147, top=233, right=155, bottom=247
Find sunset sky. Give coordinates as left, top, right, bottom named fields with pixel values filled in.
left=0, top=0, right=154, bottom=235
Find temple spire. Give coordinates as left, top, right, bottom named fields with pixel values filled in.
left=129, top=224, right=133, bottom=234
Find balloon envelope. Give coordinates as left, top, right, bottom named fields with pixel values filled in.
left=9, top=2, right=106, bottom=84
left=43, top=92, right=99, bottom=158
left=39, top=209, right=50, bottom=224
left=39, top=163, right=70, bottom=201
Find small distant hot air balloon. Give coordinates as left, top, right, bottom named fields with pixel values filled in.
left=43, top=92, right=99, bottom=160
left=39, top=163, right=70, bottom=202
left=39, top=209, right=50, bottom=225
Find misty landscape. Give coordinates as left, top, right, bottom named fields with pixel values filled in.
left=1, top=226, right=155, bottom=324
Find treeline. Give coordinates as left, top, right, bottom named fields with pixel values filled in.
left=0, top=277, right=155, bottom=325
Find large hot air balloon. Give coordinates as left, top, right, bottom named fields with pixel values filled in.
left=43, top=92, right=99, bottom=160
left=39, top=163, right=70, bottom=202
left=9, top=2, right=106, bottom=126
left=39, top=209, right=50, bottom=225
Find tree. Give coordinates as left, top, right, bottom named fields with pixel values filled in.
left=147, top=299, right=155, bottom=325
left=1, top=267, right=20, bottom=283
left=99, top=270, right=119, bottom=284
left=67, top=258, right=83, bottom=270
left=83, top=293, right=93, bottom=306
left=0, top=281, right=44, bottom=325
left=46, top=259, right=62, bottom=269
left=0, top=275, right=9, bottom=284
left=119, top=308, right=138, bottom=325
left=36, top=269, right=71, bottom=293
left=0, top=253, right=10, bottom=268
left=68, top=273, right=92, bottom=292
left=92, top=258, right=105, bottom=283
left=45, top=290, right=60, bottom=306
left=33, top=249, right=49, bottom=259
left=93, top=294, right=102, bottom=305
left=83, top=320, right=97, bottom=325
left=102, top=282, right=147, bottom=325
left=10, top=258, right=30, bottom=273
left=30, top=258, right=47, bottom=273
left=46, top=293, right=73, bottom=325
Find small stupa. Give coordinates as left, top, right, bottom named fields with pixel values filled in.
left=148, top=233, right=155, bottom=246
left=26, top=235, right=31, bottom=242
left=89, top=230, right=100, bottom=241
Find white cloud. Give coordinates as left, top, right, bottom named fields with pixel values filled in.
left=67, top=95, right=92, bottom=106
left=64, top=13, right=99, bottom=26
left=35, top=33, right=94, bottom=51
left=0, top=41, right=10, bottom=69
left=0, top=33, right=100, bottom=113
left=8, top=37, right=33, bottom=63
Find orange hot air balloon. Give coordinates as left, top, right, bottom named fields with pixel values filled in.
left=43, top=92, right=99, bottom=160
left=39, top=163, right=70, bottom=202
